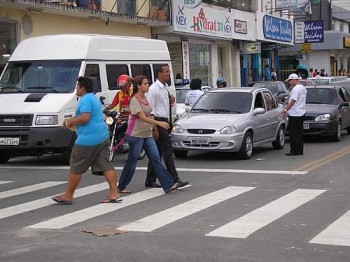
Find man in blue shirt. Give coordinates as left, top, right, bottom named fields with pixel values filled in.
left=52, top=76, right=121, bottom=204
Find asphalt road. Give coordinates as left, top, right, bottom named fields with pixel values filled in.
left=0, top=135, right=350, bottom=262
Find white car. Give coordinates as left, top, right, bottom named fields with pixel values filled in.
left=308, top=76, right=348, bottom=85
left=175, top=86, right=212, bottom=121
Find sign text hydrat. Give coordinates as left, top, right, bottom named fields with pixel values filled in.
left=173, top=0, right=232, bottom=39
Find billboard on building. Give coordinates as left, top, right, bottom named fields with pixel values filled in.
left=295, top=21, right=324, bottom=43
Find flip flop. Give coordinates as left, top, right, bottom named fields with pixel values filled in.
left=52, top=196, right=73, bottom=205
left=118, top=189, right=132, bottom=194
left=101, top=198, right=123, bottom=204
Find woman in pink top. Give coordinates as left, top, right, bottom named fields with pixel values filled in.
left=118, top=75, right=180, bottom=193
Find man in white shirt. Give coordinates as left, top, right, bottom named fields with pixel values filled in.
left=283, top=73, right=307, bottom=156
left=145, top=64, right=189, bottom=188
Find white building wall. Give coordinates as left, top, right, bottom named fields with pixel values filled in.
left=308, top=50, right=331, bottom=76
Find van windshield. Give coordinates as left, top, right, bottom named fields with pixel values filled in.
left=0, top=60, right=81, bottom=93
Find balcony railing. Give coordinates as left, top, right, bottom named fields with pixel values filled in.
left=2, top=0, right=171, bottom=27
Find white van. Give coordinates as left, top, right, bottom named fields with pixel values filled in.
left=0, top=34, right=176, bottom=163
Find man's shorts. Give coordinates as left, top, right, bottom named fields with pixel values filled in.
left=70, top=139, right=114, bottom=175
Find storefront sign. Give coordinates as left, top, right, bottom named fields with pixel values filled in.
left=295, top=21, right=324, bottom=43
left=344, top=37, right=350, bottom=48
left=275, top=0, right=297, bottom=10
left=261, top=43, right=277, bottom=51
left=234, top=19, right=247, bottom=34
left=182, top=41, right=190, bottom=81
left=263, top=15, right=292, bottom=43
left=173, top=0, right=232, bottom=39
left=241, top=42, right=261, bottom=54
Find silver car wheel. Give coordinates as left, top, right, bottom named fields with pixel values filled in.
left=246, top=135, right=253, bottom=157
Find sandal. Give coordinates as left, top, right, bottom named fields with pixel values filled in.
left=118, top=188, right=132, bottom=194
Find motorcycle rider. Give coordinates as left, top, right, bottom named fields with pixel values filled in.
left=104, top=74, right=132, bottom=119
left=103, top=74, right=132, bottom=152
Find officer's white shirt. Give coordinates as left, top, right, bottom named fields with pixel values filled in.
left=288, top=83, right=307, bottom=116
left=147, top=79, right=170, bottom=118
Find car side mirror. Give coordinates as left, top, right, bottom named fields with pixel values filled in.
left=253, top=107, right=265, bottom=115
left=339, top=102, right=349, bottom=109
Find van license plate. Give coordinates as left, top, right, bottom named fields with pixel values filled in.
left=190, top=137, right=209, bottom=145
left=303, top=123, right=309, bottom=130
left=0, top=137, right=20, bottom=146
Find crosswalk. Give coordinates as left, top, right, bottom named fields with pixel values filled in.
left=1, top=180, right=350, bottom=247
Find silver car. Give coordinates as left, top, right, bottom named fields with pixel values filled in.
left=171, top=87, right=287, bottom=159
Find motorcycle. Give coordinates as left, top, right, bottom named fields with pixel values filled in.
left=100, top=97, right=146, bottom=162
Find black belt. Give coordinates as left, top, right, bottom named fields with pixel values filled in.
left=154, top=117, right=169, bottom=122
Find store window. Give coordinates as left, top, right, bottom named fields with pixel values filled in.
left=0, top=22, right=17, bottom=74
left=189, top=43, right=212, bottom=86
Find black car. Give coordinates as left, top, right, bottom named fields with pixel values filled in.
left=248, top=81, right=289, bottom=103
left=303, top=85, right=350, bottom=141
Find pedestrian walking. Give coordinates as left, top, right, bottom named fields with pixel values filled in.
left=283, top=73, right=307, bottom=156
left=118, top=75, right=180, bottom=193
left=145, top=64, right=189, bottom=188
left=52, top=76, right=121, bottom=204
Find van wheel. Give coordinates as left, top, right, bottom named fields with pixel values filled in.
left=272, top=126, right=285, bottom=150
left=346, top=126, right=350, bottom=135
left=0, top=151, right=10, bottom=164
left=173, top=150, right=188, bottom=158
left=238, top=132, right=253, bottom=159
left=62, top=134, right=76, bottom=165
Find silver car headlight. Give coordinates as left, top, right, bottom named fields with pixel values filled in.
left=105, top=116, right=114, bottom=125
left=220, top=126, right=237, bottom=134
left=172, top=124, right=184, bottom=133
left=35, top=115, right=58, bottom=125
left=315, top=114, right=331, bottom=121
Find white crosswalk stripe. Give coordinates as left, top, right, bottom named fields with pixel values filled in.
left=0, top=181, right=66, bottom=200
left=28, top=188, right=166, bottom=229
left=206, top=189, right=326, bottom=239
left=0, top=181, right=13, bottom=185
left=309, top=210, right=350, bottom=246
left=119, top=186, right=255, bottom=232
left=0, top=182, right=109, bottom=220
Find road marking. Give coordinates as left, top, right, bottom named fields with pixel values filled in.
left=119, top=186, right=255, bottom=232
left=295, top=146, right=350, bottom=171
left=0, top=182, right=109, bottom=220
left=310, top=210, right=350, bottom=246
left=0, top=166, right=307, bottom=175
left=0, top=181, right=13, bottom=185
left=206, top=189, right=326, bottom=239
left=0, top=181, right=66, bottom=200
left=28, top=188, right=170, bottom=229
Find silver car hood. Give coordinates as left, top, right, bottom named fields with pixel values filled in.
left=176, top=113, right=246, bottom=128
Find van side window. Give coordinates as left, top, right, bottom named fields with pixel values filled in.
left=131, top=64, right=152, bottom=84
left=106, top=64, right=129, bottom=90
left=85, top=64, right=101, bottom=93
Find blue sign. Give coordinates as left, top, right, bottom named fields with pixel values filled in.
left=263, top=15, right=292, bottom=43
left=304, top=21, right=324, bottom=43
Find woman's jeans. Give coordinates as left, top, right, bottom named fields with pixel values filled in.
left=118, top=135, right=174, bottom=192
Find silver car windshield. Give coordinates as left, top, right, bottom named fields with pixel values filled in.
left=0, top=60, right=81, bottom=93
left=192, top=92, right=252, bottom=114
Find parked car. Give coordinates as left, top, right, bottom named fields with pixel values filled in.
left=303, top=85, right=350, bottom=141
left=247, top=81, right=289, bottom=103
left=308, top=76, right=348, bottom=86
left=171, top=87, right=287, bottom=159
left=333, top=78, right=350, bottom=95
left=299, top=79, right=316, bottom=86
left=175, top=86, right=212, bottom=120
